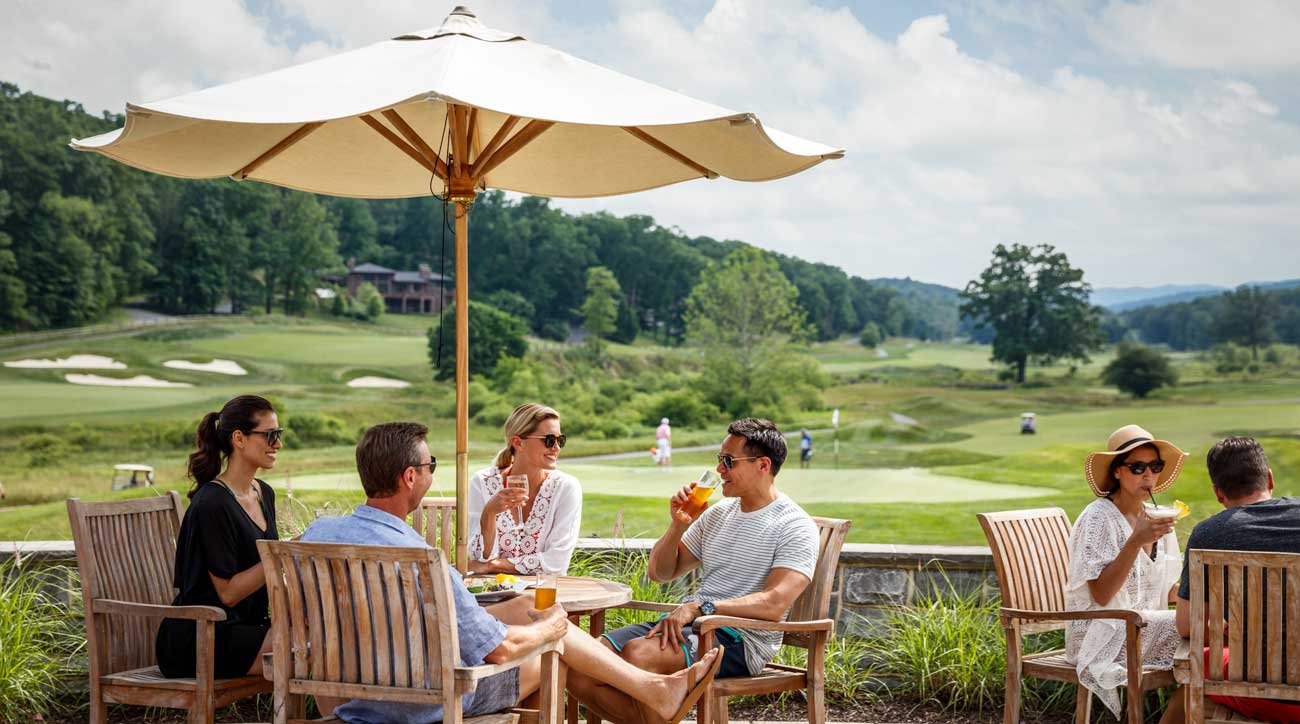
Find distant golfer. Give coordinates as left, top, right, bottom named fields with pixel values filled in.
left=799, top=429, right=813, bottom=469
left=656, top=417, right=672, bottom=468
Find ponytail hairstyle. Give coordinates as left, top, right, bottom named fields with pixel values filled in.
left=494, top=403, right=560, bottom=470
left=187, top=395, right=276, bottom=498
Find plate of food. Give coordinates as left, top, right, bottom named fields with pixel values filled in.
left=465, top=574, right=531, bottom=603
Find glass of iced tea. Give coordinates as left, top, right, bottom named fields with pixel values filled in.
left=534, top=571, right=558, bottom=610
left=505, top=473, right=528, bottom=527
left=682, top=469, right=723, bottom=519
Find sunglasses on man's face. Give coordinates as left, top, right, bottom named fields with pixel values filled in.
left=411, top=459, right=437, bottom=474
left=716, top=454, right=761, bottom=470
left=1122, top=460, right=1165, bottom=475
left=247, top=428, right=285, bottom=446
left=523, top=434, right=567, bottom=449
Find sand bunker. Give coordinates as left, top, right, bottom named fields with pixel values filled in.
left=65, top=374, right=193, bottom=388
left=163, top=359, right=247, bottom=376
left=347, top=376, right=411, bottom=388
left=5, top=354, right=125, bottom=369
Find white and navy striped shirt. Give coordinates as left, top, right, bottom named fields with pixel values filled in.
left=682, top=493, right=819, bottom=674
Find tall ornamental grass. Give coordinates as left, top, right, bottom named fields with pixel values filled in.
left=0, top=561, right=86, bottom=721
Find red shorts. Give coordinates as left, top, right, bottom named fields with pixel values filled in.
left=1203, top=648, right=1300, bottom=723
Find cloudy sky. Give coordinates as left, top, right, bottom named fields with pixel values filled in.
left=4, top=0, right=1299, bottom=289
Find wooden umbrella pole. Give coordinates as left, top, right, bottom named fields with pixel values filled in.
left=449, top=101, right=477, bottom=573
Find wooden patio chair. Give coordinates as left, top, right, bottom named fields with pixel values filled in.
left=598, top=516, right=850, bottom=724
left=411, top=495, right=457, bottom=561
left=1174, top=549, right=1300, bottom=724
left=256, top=539, right=563, bottom=724
left=67, top=493, right=271, bottom=724
left=978, top=507, right=1175, bottom=724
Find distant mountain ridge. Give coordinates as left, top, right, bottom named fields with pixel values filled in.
left=1093, top=279, right=1300, bottom=312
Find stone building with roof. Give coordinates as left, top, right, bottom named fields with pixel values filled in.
left=343, top=261, right=451, bottom=314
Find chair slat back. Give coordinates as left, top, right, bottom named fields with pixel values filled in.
left=977, top=508, right=1072, bottom=619
left=1188, top=549, right=1300, bottom=696
left=258, top=540, right=458, bottom=698
left=67, top=493, right=184, bottom=673
left=411, top=497, right=456, bottom=561
left=783, top=517, right=851, bottom=649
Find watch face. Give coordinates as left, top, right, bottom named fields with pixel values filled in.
left=700, top=601, right=715, bottom=616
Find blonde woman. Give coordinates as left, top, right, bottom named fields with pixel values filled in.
left=1066, top=424, right=1188, bottom=723
left=467, top=403, right=582, bottom=575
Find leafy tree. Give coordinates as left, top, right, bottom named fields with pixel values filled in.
left=612, top=297, right=639, bottom=344
left=960, top=243, right=1102, bottom=382
left=1215, top=286, right=1277, bottom=360
left=858, top=321, right=883, bottom=348
left=580, top=266, right=621, bottom=353
left=0, top=191, right=30, bottom=330
left=430, top=302, right=528, bottom=380
left=355, top=282, right=385, bottom=321
left=685, top=247, right=822, bottom=417
left=482, top=289, right=535, bottom=327
left=1102, top=343, right=1178, bottom=398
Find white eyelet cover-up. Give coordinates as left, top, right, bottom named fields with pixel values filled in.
left=1065, top=498, right=1182, bottom=718
left=467, top=466, right=582, bottom=575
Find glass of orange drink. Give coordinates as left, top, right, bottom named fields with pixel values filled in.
left=534, top=571, right=558, bottom=609
left=682, top=469, right=723, bottom=518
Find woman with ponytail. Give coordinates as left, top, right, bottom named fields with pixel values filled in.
left=466, top=403, right=582, bottom=575
left=156, top=395, right=282, bottom=679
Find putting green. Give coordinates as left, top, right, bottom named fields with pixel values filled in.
left=189, top=330, right=429, bottom=367
left=931, top=400, right=1300, bottom=457
left=268, top=464, right=1057, bottom=504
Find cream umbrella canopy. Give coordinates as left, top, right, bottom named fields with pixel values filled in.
left=72, top=6, right=843, bottom=571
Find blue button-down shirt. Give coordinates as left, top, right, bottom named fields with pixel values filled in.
left=301, top=505, right=508, bottom=724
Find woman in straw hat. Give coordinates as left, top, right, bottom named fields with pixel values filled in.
left=1065, top=424, right=1188, bottom=722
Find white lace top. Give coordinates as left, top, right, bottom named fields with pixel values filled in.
left=1065, top=498, right=1182, bottom=717
left=466, top=466, right=582, bottom=575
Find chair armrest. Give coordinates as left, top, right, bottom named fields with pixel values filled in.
left=455, top=640, right=563, bottom=681
left=93, top=598, right=227, bottom=622
left=1001, top=607, right=1147, bottom=627
left=1172, top=638, right=1191, bottom=684
left=693, top=616, right=834, bottom=634
left=611, top=600, right=678, bottom=614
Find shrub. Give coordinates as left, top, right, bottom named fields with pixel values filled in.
left=859, top=321, right=883, bottom=348
left=431, top=302, right=528, bottom=380
left=0, top=562, right=85, bottom=720
left=287, top=412, right=353, bottom=446
left=19, top=434, right=73, bottom=467
left=640, top=389, right=721, bottom=428
left=1102, top=343, right=1178, bottom=399
left=128, top=421, right=195, bottom=450
left=538, top=320, right=569, bottom=342
left=64, top=423, right=103, bottom=449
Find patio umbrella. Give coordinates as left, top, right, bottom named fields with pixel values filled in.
left=71, top=5, right=843, bottom=571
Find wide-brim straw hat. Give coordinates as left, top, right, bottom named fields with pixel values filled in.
left=1085, top=424, right=1188, bottom=497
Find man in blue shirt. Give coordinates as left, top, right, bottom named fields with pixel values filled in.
left=303, top=422, right=721, bottom=724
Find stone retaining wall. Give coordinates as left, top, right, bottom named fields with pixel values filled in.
left=2, top=539, right=999, bottom=634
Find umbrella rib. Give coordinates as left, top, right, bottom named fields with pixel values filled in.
left=235, top=122, right=324, bottom=180
left=467, top=107, right=479, bottom=160
left=359, top=115, right=438, bottom=176
left=472, top=119, right=555, bottom=179
left=469, top=116, right=520, bottom=177
left=450, top=105, right=470, bottom=178
left=622, top=127, right=718, bottom=179
left=380, top=109, right=448, bottom=180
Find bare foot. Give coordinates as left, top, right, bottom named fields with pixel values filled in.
left=649, top=647, right=721, bottom=722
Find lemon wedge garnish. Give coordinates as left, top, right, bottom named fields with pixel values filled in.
left=495, top=573, right=518, bottom=585
left=1173, top=500, right=1191, bottom=521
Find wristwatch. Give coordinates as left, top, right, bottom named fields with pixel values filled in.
left=697, top=600, right=716, bottom=617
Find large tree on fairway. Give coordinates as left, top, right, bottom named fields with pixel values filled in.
left=430, top=302, right=528, bottom=381
left=960, top=243, right=1102, bottom=383
left=580, top=265, right=621, bottom=353
left=1214, top=286, right=1277, bottom=360
left=685, top=247, right=818, bottom=417
left=1103, top=342, right=1178, bottom=398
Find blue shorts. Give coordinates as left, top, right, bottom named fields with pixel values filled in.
left=600, top=620, right=750, bottom=679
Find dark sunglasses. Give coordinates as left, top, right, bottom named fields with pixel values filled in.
left=247, top=428, right=285, bottom=446
left=523, top=434, right=567, bottom=449
left=411, top=459, right=437, bottom=474
left=716, top=453, right=761, bottom=470
left=1122, top=460, right=1165, bottom=475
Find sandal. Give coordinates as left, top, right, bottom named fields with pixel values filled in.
left=666, top=646, right=724, bottom=724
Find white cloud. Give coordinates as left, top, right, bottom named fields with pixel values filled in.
left=2, top=0, right=1299, bottom=288
left=1092, top=0, right=1300, bottom=73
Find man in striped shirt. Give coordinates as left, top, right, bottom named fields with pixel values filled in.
left=568, top=418, right=820, bottom=724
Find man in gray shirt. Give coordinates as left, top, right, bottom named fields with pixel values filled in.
left=1173, top=436, right=1300, bottom=723
left=571, top=418, right=820, bottom=724
left=302, top=422, right=722, bottom=724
